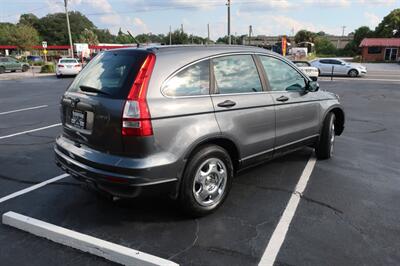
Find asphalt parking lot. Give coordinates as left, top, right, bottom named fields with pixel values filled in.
left=0, top=66, right=399, bottom=265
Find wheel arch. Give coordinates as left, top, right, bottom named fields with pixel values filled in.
left=170, top=135, right=241, bottom=200
left=348, top=68, right=359, bottom=76
left=321, top=106, right=345, bottom=136
left=183, top=136, right=241, bottom=172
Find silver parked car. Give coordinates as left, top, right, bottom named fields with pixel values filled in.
left=310, top=58, right=367, bottom=77
left=55, top=46, right=345, bottom=216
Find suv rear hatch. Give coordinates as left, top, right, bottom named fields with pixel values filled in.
left=60, top=49, right=152, bottom=155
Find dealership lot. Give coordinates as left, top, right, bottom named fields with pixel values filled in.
left=0, top=67, right=399, bottom=265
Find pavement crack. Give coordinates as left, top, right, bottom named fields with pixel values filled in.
left=168, top=219, right=199, bottom=260
left=299, top=195, right=344, bottom=214
left=238, top=182, right=344, bottom=214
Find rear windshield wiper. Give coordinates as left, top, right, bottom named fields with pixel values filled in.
left=79, top=85, right=111, bottom=96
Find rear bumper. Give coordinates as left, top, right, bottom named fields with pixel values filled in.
left=54, top=136, right=179, bottom=197
left=56, top=68, right=81, bottom=75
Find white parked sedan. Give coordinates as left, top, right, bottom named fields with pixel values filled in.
left=56, top=58, right=82, bottom=78
left=310, top=58, right=367, bottom=77
left=292, top=61, right=319, bottom=81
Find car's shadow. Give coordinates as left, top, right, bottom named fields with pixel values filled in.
left=3, top=148, right=312, bottom=265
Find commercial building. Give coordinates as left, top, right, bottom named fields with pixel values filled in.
left=360, top=38, right=400, bottom=62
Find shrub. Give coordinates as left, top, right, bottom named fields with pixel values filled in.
left=315, top=36, right=337, bottom=55
left=40, top=63, right=55, bottom=73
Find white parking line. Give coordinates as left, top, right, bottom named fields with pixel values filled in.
left=0, top=123, right=61, bottom=140
left=0, top=174, right=69, bottom=204
left=259, top=155, right=317, bottom=266
left=2, top=211, right=179, bottom=266
left=0, top=105, right=48, bottom=116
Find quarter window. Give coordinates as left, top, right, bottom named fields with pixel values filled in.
left=212, top=55, right=262, bottom=94
left=259, top=56, right=306, bottom=91
left=163, top=60, right=210, bottom=97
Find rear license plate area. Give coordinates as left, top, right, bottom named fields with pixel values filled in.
left=71, top=110, right=86, bottom=130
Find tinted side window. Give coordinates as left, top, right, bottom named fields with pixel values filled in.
left=212, top=55, right=262, bottom=94
left=163, top=60, right=209, bottom=97
left=259, top=56, right=306, bottom=91
left=330, top=60, right=342, bottom=65
left=319, top=59, right=330, bottom=64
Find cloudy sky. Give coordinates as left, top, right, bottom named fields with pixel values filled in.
left=0, top=0, right=398, bottom=39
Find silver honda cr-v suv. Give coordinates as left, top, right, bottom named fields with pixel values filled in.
left=55, top=45, right=344, bottom=216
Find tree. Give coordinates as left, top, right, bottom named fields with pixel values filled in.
left=18, top=13, right=40, bottom=28
left=294, top=30, right=316, bottom=44
left=28, top=11, right=96, bottom=44
left=343, top=26, right=373, bottom=55
left=216, top=35, right=240, bottom=44
left=0, top=23, right=14, bottom=45
left=314, top=36, right=337, bottom=55
left=374, top=8, right=400, bottom=37
left=353, top=26, right=373, bottom=45
left=0, top=23, right=39, bottom=51
left=135, top=33, right=165, bottom=44
left=94, top=29, right=116, bottom=43
left=115, top=28, right=135, bottom=44
left=169, top=29, right=189, bottom=44
left=78, top=28, right=99, bottom=45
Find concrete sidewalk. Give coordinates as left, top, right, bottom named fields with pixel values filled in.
left=0, top=66, right=55, bottom=81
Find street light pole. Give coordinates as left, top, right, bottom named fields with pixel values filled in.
left=64, top=0, right=74, bottom=57
left=207, top=23, right=210, bottom=45
left=227, top=0, right=231, bottom=45
left=169, top=25, right=172, bottom=45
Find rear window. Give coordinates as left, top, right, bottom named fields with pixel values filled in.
left=67, top=50, right=148, bottom=98
left=60, top=59, right=78, bottom=64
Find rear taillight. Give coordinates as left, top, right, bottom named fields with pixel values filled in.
left=58, top=64, right=64, bottom=68
left=122, top=53, right=156, bottom=137
left=74, top=64, right=81, bottom=68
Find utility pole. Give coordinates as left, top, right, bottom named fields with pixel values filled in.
left=181, top=24, right=184, bottom=33
left=64, top=0, right=74, bottom=57
left=169, top=25, right=172, bottom=45
left=248, top=25, right=252, bottom=46
left=227, top=0, right=231, bottom=45
left=341, top=25, right=346, bottom=36
left=207, top=23, right=210, bottom=45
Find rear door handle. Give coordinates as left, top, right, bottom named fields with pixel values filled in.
left=217, top=100, right=236, bottom=108
left=276, top=96, right=289, bottom=102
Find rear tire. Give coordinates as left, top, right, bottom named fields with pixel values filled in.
left=316, top=112, right=336, bottom=160
left=22, top=65, right=29, bottom=72
left=56, top=74, right=62, bottom=79
left=348, top=69, right=358, bottom=77
left=179, top=145, right=233, bottom=217
left=0, top=67, right=4, bottom=74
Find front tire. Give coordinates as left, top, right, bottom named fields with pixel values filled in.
left=348, top=69, right=358, bottom=77
left=316, top=112, right=336, bottom=160
left=179, top=145, right=233, bottom=217
left=22, top=65, right=29, bottom=72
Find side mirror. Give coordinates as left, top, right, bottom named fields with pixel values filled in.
left=306, top=80, right=319, bottom=92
